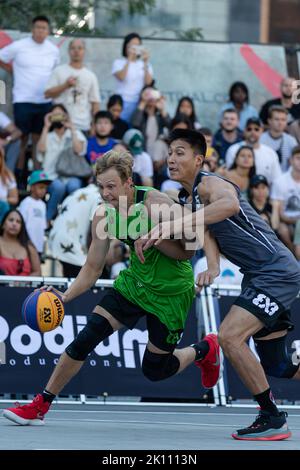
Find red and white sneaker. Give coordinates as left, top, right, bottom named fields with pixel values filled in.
left=194, top=333, right=223, bottom=389
left=2, top=394, right=50, bottom=426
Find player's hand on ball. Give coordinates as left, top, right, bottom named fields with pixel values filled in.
left=35, top=285, right=67, bottom=303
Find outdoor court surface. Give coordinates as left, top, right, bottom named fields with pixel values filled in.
left=1, top=403, right=300, bottom=450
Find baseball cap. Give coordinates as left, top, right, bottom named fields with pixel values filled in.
left=123, top=129, right=144, bottom=155
left=245, top=117, right=262, bottom=128
left=249, top=174, right=269, bottom=188
left=28, top=170, right=52, bottom=186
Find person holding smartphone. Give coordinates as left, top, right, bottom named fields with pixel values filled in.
left=112, top=33, right=154, bottom=123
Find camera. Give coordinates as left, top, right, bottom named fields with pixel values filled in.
left=50, top=113, right=66, bottom=123
left=131, top=44, right=146, bottom=58
left=143, top=88, right=161, bottom=102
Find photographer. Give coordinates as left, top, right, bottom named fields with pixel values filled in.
left=37, top=104, right=87, bottom=222
left=112, top=33, right=153, bottom=123
left=131, top=85, right=170, bottom=157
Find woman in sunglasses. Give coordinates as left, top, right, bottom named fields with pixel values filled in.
left=0, top=209, right=41, bottom=276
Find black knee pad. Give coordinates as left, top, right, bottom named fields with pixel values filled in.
left=65, top=313, right=114, bottom=361
left=142, top=349, right=180, bottom=382
left=255, top=335, right=300, bottom=379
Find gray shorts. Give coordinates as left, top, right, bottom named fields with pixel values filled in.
left=234, top=274, right=300, bottom=338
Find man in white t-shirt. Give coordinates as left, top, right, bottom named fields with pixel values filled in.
left=225, top=117, right=282, bottom=185
left=122, top=129, right=153, bottom=186
left=260, top=105, right=297, bottom=172
left=0, top=16, right=60, bottom=169
left=0, top=111, right=22, bottom=172
left=271, top=145, right=300, bottom=252
left=45, top=39, right=100, bottom=133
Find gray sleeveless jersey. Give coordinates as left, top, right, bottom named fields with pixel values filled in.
left=179, top=171, right=300, bottom=280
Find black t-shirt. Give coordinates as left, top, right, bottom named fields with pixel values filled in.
left=249, top=199, right=272, bottom=225
left=259, top=98, right=300, bottom=125
left=111, top=118, right=129, bottom=140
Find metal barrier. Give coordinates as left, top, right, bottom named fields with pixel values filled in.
left=1, top=277, right=299, bottom=407
left=0, top=276, right=215, bottom=406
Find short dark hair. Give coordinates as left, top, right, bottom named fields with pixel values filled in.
left=223, top=108, right=238, bottom=116
left=94, top=110, right=113, bottom=124
left=107, top=94, right=124, bottom=109
left=168, top=129, right=207, bottom=157
left=122, top=33, right=141, bottom=57
left=245, top=117, right=262, bottom=128
left=171, top=113, right=193, bottom=130
left=32, top=16, right=50, bottom=25
left=229, top=81, right=249, bottom=103
left=200, top=127, right=212, bottom=137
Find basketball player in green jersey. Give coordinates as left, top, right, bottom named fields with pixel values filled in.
left=3, top=149, right=221, bottom=426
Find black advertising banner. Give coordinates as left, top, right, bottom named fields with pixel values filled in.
left=0, top=286, right=205, bottom=399
left=214, top=294, right=300, bottom=401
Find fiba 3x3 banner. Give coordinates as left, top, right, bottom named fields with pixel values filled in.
left=0, top=286, right=204, bottom=399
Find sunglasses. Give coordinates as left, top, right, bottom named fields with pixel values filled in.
left=246, top=126, right=260, bottom=132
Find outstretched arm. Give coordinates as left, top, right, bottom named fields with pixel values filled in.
left=134, top=190, right=195, bottom=263
left=44, top=207, right=110, bottom=302
left=63, top=209, right=110, bottom=302
left=139, top=176, right=240, bottom=251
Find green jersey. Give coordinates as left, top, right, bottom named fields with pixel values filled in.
left=105, top=186, right=195, bottom=331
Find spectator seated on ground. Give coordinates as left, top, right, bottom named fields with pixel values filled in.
left=225, top=117, right=282, bottom=187
left=218, top=145, right=256, bottom=199
left=260, top=105, right=297, bottom=172
left=86, top=111, right=116, bottom=165
left=48, top=183, right=100, bottom=278
left=271, top=145, right=300, bottom=254
left=36, top=104, right=87, bottom=223
left=259, top=77, right=300, bottom=127
left=18, top=170, right=51, bottom=256
left=0, top=111, right=22, bottom=173
left=174, top=96, right=201, bottom=130
left=218, top=81, right=258, bottom=131
left=212, top=108, right=243, bottom=165
left=107, top=94, right=129, bottom=140
left=0, top=209, right=41, bottom=276
left=248, top=174, right=276, bottom=228
left=131, top=85, right=170, bottom=158
left=122, top=129, right=153, bottom=187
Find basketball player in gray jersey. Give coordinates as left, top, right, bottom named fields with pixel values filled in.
left=135, top=128, right=300, bottom=441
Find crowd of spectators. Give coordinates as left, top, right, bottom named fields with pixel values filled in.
left=1, top=15, right=300, bottom=279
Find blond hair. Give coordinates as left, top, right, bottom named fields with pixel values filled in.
left=95, top=149, right=134, bottom=181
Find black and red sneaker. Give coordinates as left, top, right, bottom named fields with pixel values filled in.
left=232, top=410, right=291, bottom=441
left=2, top=394, right=51, bottom=426
left=194, top=333, right=223, bottom=389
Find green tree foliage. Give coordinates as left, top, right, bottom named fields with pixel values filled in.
left=0, top=0, right=156, bottom=33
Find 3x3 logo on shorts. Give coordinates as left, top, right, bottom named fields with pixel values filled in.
left=252, top=293, right=279, bottom=316
left=241, top=288, right=279, bottom=316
